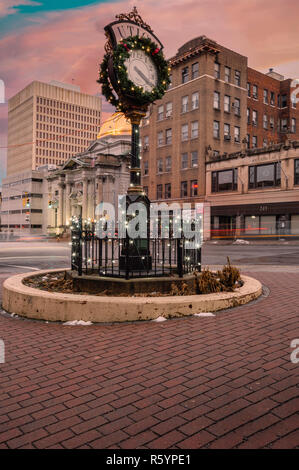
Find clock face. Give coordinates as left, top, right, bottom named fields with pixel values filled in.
left=124, top=49, right=158, bottom=93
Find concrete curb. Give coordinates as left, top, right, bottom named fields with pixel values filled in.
left=2, top=269, right=262, bottom=323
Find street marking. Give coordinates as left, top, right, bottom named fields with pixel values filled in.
left=0, top=264, right=40, bottom=271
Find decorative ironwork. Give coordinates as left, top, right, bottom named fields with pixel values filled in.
left=104, top=32, right=114, bottom=55
left=71, top=219, right=201, bottom=280
left=115, top=6, right=153, bottom=33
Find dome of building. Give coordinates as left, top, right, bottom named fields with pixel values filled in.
left=97, top=112, right=131, bottom=139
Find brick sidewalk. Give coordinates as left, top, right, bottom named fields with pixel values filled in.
left=0, top=272, right=298, bottom=449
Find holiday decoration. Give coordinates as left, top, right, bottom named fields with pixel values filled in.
left=98, top=35, right=170, bottom=113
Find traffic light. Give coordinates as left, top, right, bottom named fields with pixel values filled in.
left=26, top=198, right=30, bottom=207
left=22, top=192, right=27, bottom=207
left=48, top=199, right=52, bottom=208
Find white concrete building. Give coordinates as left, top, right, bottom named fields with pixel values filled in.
left=47, top=113, right=131, bottom=236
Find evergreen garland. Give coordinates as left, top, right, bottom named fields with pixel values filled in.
left=98, top=35, right=170, bottom=112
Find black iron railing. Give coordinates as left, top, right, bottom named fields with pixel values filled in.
left=71, top=220, right=201, bottom=279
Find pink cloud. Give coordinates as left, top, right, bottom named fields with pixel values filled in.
left=0, top=0, right=298, bottom=130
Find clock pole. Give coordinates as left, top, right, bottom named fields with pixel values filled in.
left=126, top=109, right=146, bottom=194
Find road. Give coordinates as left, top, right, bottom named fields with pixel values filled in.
left=0, top=241, right=299, bottom=277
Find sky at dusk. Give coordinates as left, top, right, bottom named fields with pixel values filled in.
left=0, top=0, right=299, bottom=183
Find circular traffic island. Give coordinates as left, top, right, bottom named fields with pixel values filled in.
left=2, top=269, right=262, bottom=323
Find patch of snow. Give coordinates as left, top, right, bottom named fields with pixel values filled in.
left=233, top=239, right=250, bottom=245
left=152, top=316, right=167, bottom=322
left=194, top=312, right=216, bottom=317
left=63, top=320, right=93, bottom=326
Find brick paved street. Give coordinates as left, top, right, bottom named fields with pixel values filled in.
left=0, top=272, right=298, bottom=449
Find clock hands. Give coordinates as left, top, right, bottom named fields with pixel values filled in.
left=134, top=66, right=154, bottom=89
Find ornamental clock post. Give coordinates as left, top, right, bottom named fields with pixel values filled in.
left=98, top=7, right=170, bottom=274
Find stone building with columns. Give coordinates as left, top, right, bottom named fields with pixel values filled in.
left=47, top=113, right=131, bottom=235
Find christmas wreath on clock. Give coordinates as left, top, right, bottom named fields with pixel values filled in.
left=98, top=35, right=170, bottom=111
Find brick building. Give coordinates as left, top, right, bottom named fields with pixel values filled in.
left=141, top=36, right=248, bottom=203
left=140, top=36, right=299, bottom=238
left=247, top=68, right=298, bottom=149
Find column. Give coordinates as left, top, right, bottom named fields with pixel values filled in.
left=203, top=202, right=211, bottom=241
left=82, top=178, right=88, bottom=221
left=65, top=182, right=72, bottom=225
left=58, top=182, right=64, bottom=228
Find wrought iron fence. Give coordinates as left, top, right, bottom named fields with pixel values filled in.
left=71, top=220, right=201, bottom=279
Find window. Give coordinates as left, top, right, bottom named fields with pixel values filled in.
left=182, top=96, right=188, bottom=113
left=181, top=181, right=188, bottom=197
left=270, top=117, right=275, bottom=129
left=157, top=105, right=164, bottom=121
left=224, top=95, right=230, bottom=113
left=143, top=186, right=148, bottom=195
left=165, top=183, right=171, bottom=199
left=191, top=121, right=199, bottom=138
left=214, top=62, right=220, bottom=79
left=191, top=150, right=198, bottom=167
left=165, top=156, right=172, bottom=172
left=192, top=92, right=199, bottom=109
left=263, top=89, right=269, bottom=104
left=144, top=161, right=148, bottom=175
left=234, top=98, right=240, bottom=116
left=270, top=92, right=275, bottom=106
left=253, top=85, right=258, bottom=99
left=156, top=184, right=163, bottom=199
left=181, top=153, right=188, bottom=169
left=235, top=70, right=241, bottom=86
left=143, top=135, right=149, bottom=150
left=247, top=82, right=251, bottom=97
left=263, top=114, right=268, bottom=129
left=213, top=150, right=220, bottom=157
left=281, top=94, right=287, bottom=107
left=225, top=67, right=231, bottom=83
left=252, top=110, right=258, bottom=126
left=165, top=128, right=172, bottom=145
left=191, top=180, right=198, bottom=196
left=214, top=91, right=220, bottom=110
left=182, top=67, right=189, bottom=83
left=252, top=135, right=257, bottom=148
left=181, top=124, right=188, bottom=141
left=249, top=162, right=281, bottom=189
left=157, top=158, right=163, bottom=173
left=213, top=120, right=220, bottom=139
left=157, top=131, right=163, bottom=147
left=291, top=118, right=296, bottom=133
left=234, top=126, right=240, bottom=143
left=168, top=74, right=172, bottom=89
left=246, top=134, right=250, bottom=149
left=263, top=138, right=268, bottom=147
left=281, top=118, right=288, bottom=132
left=224, top=123, right=231, bottom=140
left=247, top=108, right=250, bottom=124
left=192, top=62, right=199, bottom=79
left=166, top=102, right=172, bottom=118
left=212, top=169, right=238, bottom=192
left=295, top=160, right=299, bottom=185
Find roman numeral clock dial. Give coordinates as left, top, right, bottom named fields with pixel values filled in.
left=124, top=50, right=158, bottom=93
